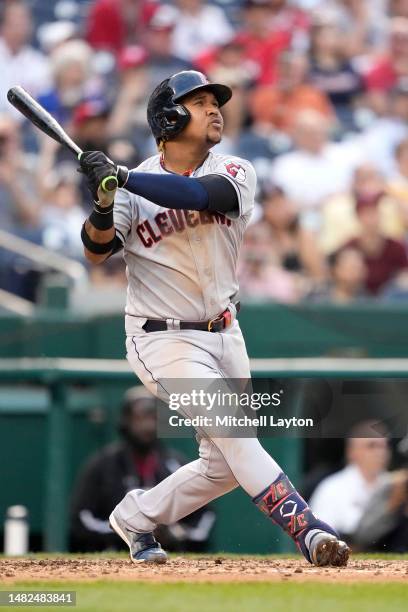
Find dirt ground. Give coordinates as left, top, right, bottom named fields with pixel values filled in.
left=1, top=557, right=408, bottom=583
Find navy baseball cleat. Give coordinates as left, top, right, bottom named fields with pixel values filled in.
left=109, top=511, right=167, bottom=564
left=308, top=532, right=350, bottom=567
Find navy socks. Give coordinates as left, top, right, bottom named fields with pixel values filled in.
left=253, top=472, right=339, bottom=563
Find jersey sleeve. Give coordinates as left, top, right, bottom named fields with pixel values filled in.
left=210, top=156, right=257, bottom=219
left=113, top=187, right=133, bottom=246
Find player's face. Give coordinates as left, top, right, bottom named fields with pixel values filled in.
left=181, top=90, right=224, bottom=146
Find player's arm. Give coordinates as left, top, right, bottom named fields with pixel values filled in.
left=79, top=151, right=238, bottom=215
left=79, top=152, right=125, bottom=264
left=123, top=171, right=239, bottom=214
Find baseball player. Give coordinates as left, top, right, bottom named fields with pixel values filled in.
left=79, top=70, right=350, bottom=566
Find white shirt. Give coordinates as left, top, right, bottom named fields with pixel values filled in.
left=357, top=118, right=408, bottom=178
left=309, top=464, right=382, bottom=535
left=113, top=151, right=256, bottom=331
left=271, top=142, right=363, bottom=212
left=0, top=39, right=50, bottom=117
left=172, top=6, right=234, bottom=61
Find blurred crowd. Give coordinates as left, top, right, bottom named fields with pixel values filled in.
left=3, top=0, right=408, bottom=303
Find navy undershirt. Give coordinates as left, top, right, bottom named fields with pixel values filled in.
left=125, top=171, right=209, bottom=211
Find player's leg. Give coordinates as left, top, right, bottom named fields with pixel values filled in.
left=109, top=330, right=240, bottom=561
left=211, top=322, right=349, bottom=566
left=112, top=436, right=238, bottom=531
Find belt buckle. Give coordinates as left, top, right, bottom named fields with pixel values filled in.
left=207, top=314, right=220, bottom=332
left=207, top=309, right=231, bottom=332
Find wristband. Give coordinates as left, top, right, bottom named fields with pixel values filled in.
left=89, top=203, right=114, bottom=230
left=81, top=223, right=116, bottom=255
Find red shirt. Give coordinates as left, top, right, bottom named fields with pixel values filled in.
left=86, top=0, right=155, bottom=52
left=364, top=57, right=398, bottom=91
left=347, top=237, right=408, bottom=294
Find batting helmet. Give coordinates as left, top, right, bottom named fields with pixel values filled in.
left=147, top=70, right=232, bottom=144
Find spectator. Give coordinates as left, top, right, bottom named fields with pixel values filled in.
left=308, top=11, right=362, bottom=127
left=307, top=247, right=368, bottom=303
left=271, top=109, right=362, bottom=229
left=70, top=387, right=215, bottom=552
left=388, top=138, right=408, bottom=220
left=38, top=40, right=97, bottom=126
left=262, top=186, right=326, bottom=282
left=390, top=0, right=408, bottom=18
left=72, top=98, right=112, bottom=153
left=358, top=86, right=408, bottom=177
left=86, top=0, right=154, bottom=53
left=143, top=5, right=193, bottom=89
left=310, top=421, right=408, bottom=551
left=172, top=0, right=234, bottom=62
left=312, top=1, right=388, bottom=56
left=250, top=51, right=333, bottom=134
left=0, top=0, right=50, bottom=116
left=235, top=0, right=291, bottom=86
left=309, top=422, right=390, bottom=544
left=364, top=18, right=408, bottom=92
left=0, top=114, right=42, bottom=300
left=321, top=164, right=406, bottom=253
left=268, top=0, right=310, bottom=51
left=343, top=193, right=408, bottom=295
left=40, top=163, right=86, bottom=260
left=108, top=45, right=150, bottom=142
left=0, top=114, right=40, bottom=233
left=238, top=222, right=303, bottom=302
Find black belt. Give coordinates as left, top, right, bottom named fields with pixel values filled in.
left=143, top=302, right=240, bottom=333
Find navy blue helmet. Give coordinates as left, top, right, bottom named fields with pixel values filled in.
left=147, top=70, right=232, bottom=144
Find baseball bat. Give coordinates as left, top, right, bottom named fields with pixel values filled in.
left=7, top=86, right=118, bottom=193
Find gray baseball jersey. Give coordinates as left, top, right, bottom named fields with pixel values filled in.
left=113, top=151, right=256, bottom=331
left=111, top=151, right=288, bottom=535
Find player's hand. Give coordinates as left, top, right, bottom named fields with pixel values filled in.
left=78, top=151, right=128, bottom=201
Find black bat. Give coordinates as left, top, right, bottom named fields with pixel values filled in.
left=7, top=86, right=118, bottom=192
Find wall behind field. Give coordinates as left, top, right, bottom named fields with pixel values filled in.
left=1, top=302, right=408, bottom=359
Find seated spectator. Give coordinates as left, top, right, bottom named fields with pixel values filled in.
left=70, top=387, right=215, bottom=552
left=364, top=18, right=408, bottom=92
left=310, top=421, right=408, bottom=551
left=321, top=164, right=406, bottom=253
left=391, top=0, right=408, bottom=18
left=268, top=0, right=310, bottom=52
left=309, top=422, right=390, bottom=545
left=271, top=109, right=362, bottom=230
left=239, top=187, right=326, bottom=302
left=308, top=11, right=362, bottom=127
left=235, top=0, right=291, bottom=86
left=38, top=40, right=97, bottom=126
left=307, top=247, right=368, bottom=303
left=143, top=5, right=193, bottom=89
left=72, top=98, right=112, bottom=153
left=0, top=0, right=50, bottom=116
left=0, top=114, right=40, bottom=233
left=172, top=0, right=234, bottom=62
left=343, top=194, right=408, bottom=295
left=0, top=114, right=42, bottom=300
left=262, top=186, right=326, bottom=282
left=40, top=163, right=86, bottom=260
left=357, top=86, right=408, bottom=177
left=108, top=45, right=150, bottom=142
left=250, top=51, right=333, bottom=134
left=238, top=222, right=304, bottom=302
left=86, top=0, right=154, bottom=53
left=388, top=138, right=408, bottom=222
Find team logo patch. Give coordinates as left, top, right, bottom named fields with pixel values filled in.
left=225, top=162, right=246, bottom=184
left=279, top=500, right=298, bottom=518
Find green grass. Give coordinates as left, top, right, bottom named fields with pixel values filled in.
left=7, top=581, right=408, bottom=612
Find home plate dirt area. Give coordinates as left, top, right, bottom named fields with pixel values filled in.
left=1, top=556, right=408, bottom=583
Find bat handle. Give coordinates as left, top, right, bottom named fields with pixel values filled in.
left=77, top=152, right=118, bottom=193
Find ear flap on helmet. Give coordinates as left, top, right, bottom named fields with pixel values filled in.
left=159, top=104, right=191, bottom=141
